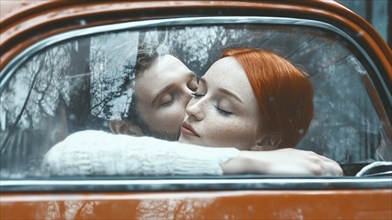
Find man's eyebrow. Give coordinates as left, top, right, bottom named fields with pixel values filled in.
left=152, top=71, right=196, bottom=106
left=152, top=84, right=175, bottom=106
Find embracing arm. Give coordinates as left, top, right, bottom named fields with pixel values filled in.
left=43, top=130, right=342, bottom=176
left=221, top=150, right=343, bottom=176
left=42, top=130, right=239, bottom=176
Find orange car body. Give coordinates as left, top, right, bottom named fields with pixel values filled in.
left=1, top=1, right=391, bottom=219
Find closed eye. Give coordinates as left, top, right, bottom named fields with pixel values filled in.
left=160, top=95, right=175, bottom=107
left=192, top=92, right=204, bottom=98
left=214, top=104, right=233, bottom=116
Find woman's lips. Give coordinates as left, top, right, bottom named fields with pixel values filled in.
left=181, top=122, right=200, bottom=137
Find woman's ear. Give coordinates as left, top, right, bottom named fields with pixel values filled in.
left=251, top=134, right=282, bottom=151
left=109, top=120, right=143, bottom=136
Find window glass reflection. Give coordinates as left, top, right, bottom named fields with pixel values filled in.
left=0, top=24, right=390, bottom=178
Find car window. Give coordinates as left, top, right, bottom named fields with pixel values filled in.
left=1, top=18, right=391, bottom=178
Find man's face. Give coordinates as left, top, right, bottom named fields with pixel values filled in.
left=134, top=55, right=197, bottom=140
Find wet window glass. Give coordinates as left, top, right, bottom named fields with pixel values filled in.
left=1, top=23, right=391, bottom=178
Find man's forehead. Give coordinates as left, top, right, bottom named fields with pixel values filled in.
left=140, top=55, right=188, bottom=77
left=154, top=55, right=188, bottom=71
left=135, top=55, right=195, bottom=101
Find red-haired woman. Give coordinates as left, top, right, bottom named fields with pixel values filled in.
left=177, top=48, right=330, bottom=175
left=180, top=48, right=313, bottom=150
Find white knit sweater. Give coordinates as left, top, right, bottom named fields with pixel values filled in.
left=42, top=130, right=240, bottom=176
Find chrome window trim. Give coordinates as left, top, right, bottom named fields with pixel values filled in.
left=0, top=16, right=390, bottom=102
left=1, top=177, right=391, bottom=192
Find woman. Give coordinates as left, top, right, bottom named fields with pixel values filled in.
left=179, top=48, right=313, bottom=150
left=43, top=49, right=342, bottom=176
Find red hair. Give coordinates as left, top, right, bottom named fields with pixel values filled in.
left=222, top=48, right=314, bottom=148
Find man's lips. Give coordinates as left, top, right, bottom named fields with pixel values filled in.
left=181, top=122, right=200, bottom=137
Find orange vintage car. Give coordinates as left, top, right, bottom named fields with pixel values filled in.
left=1, top=0, right=391, bottom=219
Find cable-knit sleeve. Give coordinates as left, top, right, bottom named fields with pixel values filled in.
left=42, top=130, right=240, bottom=176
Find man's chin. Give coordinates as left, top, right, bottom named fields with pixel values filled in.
left=147, top=129, right=180, bottom=141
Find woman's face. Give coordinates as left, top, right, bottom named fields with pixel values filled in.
left=178, top=56, right=261, bottom=150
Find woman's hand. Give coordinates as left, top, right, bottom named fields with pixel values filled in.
left=221, top=148, right=343, bottom=176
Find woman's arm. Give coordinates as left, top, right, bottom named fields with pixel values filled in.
left=221, top=150, right=343, bottom=176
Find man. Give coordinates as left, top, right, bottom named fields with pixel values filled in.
left=109, top=45, right=197, bottom=141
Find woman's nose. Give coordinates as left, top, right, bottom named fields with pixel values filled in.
left=185, top=98, right=204, bottom=121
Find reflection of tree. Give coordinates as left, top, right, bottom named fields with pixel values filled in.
left=0, top=26, right=322, bottom=176
left=65, top=38, right=91, bottom=132
left=136, top=198, right=214, bottom=219
left=0, top=39, right=92, bottom=175
left=90, top=44, right=131, bottom=121
left=168, top=26, right=226, bottom=76
left=7, top=54, right=44, bottom=130
left=0, top=55, right=45, bottom=173
left=87, top=32, right=139, bottom=121
left=137, top=26, right=255, bottom=77
left=1, top=24, right=390, bottom=177
left=32, top=197, right=214, bottom=219
left=1, top=43, right=73, bottom=129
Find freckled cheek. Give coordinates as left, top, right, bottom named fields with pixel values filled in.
left=209, top=121, right=246, bottom=140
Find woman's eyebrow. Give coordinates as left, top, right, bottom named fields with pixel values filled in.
left=218, top=88, right=243, bottom=104
left=200, top=77, right=242, bottom=103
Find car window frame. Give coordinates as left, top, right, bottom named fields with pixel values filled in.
left=1, top=16, right=391, bottom=192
